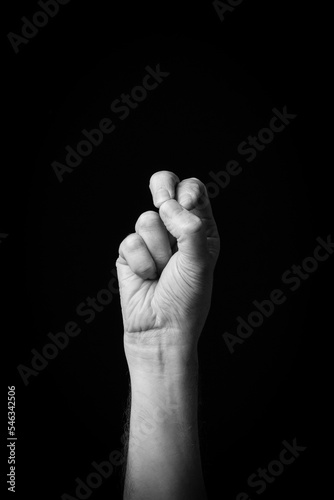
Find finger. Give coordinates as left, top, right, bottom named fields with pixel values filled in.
left=135, top=211, right=172, bottom=275
left=159, top=199, right=209, bottom=265
left=118, top=233, right=157, bottom=280
left=149, top=170, right=180, bottom=251
left=176, top=177, right=214, bottom=221
left=175, top=177, right=220, bottom=262
left=149, top=170, right=180, bottom=208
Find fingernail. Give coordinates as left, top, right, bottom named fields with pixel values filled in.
left=155, top=189, right=170, bottom=207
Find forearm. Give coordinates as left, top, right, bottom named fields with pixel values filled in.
left=123, top=346, right=207, bottom=500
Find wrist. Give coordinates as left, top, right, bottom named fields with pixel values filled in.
left=125, top=337, right=199, bottom=424
left=124, top=329, right=199, bottom=378
left=128, top=358, right=200, bottom=439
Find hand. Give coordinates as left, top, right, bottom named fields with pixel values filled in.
left=116, top=170, right=220, bottom=369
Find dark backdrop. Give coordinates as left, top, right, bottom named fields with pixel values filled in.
left=2, top=1, right=331, bottom=499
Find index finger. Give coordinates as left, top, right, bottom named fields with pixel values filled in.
left=149, top=170, right=180, bottom=208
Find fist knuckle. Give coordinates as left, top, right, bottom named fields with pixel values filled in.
left=136, top=210, right=159, bottom=231
left=149, top=172, right=159, bottom=186
left=123, top=233, right=142, bottom=252
left=149, top=170, right=176, bottom=186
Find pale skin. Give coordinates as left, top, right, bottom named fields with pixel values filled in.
left=116, top=170, right=220, bottom=499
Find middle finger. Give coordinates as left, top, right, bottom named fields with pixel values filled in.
left=135, top=210, right=172, bottom=275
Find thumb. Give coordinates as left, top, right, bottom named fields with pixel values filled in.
left=159, top=199, right=209, bottom=266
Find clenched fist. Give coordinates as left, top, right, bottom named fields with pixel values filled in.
left=116, top=171, right=220, bottom=370
left=118, top=171, right=219, bottom=499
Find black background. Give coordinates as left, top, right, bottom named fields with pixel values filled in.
left=2, top=1, right=331, bottom=499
